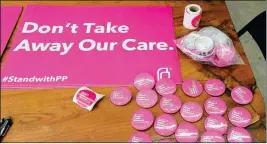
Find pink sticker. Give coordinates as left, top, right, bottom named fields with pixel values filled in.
left=227, top=127, right=252, bottom=143
left=110, top=87, right=132, bottom=106
left=204, top=79, right=225, bottom=96
left=180, top=102, right=203, bottom=122
left=136, top=89, right=158, bottom=108
left=200, top=131, right=225, bottom=142
left=231, top=86, right=253, bottom=105
left=134, top=73, right=155, bottom=91
left=182, top=79, right=203, bottom=97
left=155, top=78, right=177, bottom=96
left=159, top=139, right=172, bottom=143
left=131, top=109, right=154, bottom=131
left=128, top=132, right=152, bottom=143
left=204, top=97, right=227, bottom=115
left=204, top=115, right=228, bottom=134
left=175, top=122, right=199, bottom=143
left=228, top=107, right=252, bottom=128
left=160, top=94, right=182, bottom=114
left=154, top=114, right=178, bottom=136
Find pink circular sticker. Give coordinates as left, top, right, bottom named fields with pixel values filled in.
left=204, top=79, right=225, bottom=96
left=160, top=95, right=182, bottom=114
left=180, top=102, right=203, bottom=122
left=134, top=73, right=155, bottom=91
left=227, top=127, right=252, bottom=143
left=200, top=131, right=225, bottom=142
left=154, top=114, right=178, bottom=136
left=128, top=132, right=152, bottom=143
left=231, top=86, right=253, bottom=105
left=228, top=107, right=252, bottom=128
left=204, top=115, right=228, bottom=134
left=175, top=122, right=199, bottom=143
left=136, top=89, right=158, bottom=108
left=155, top=78, right=177, bottom=96
left=159, top=139, right=172, bottom=143
left=76, top=90, right=96, bottom=108
left=182, top=79, right=203, bottom=97
left=204, top=97, right=227, bottom=115
left=110, top=87, right=132, bottom=106
left=131, top=109, right=154, bottom=131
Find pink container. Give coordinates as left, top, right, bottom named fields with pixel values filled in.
left=204, top=97, right=227, bottom=115
left=136, top=89, right=158, bottom=108
left=200, top=131, right=225, bottom=142
left=154, top=114, right=178, bottom=136
left=228, top=107, right=252, bottom=128
left=159, top=95, right=182, bottom=114
left=155, top=78, right=177, bottom=96
left=204, top=79, right=225, bottom=96
left=180, top=102, right=203, bottom=122
left=110, top=87, right=132, bottom=106
left=175, top=122, right=199, bottom=143
left=182, top=79, right=203, bottom=97
left=134, top=73, right=155, bottom=91
left=128, top=132, right=152, bottom=142
left=204, top=115, right=228, bottom=134
left=231, top=86, right=253, bottom=105
left=227, top=127, right=252, bottom=143
left=131, top=109, right=154, bottom=131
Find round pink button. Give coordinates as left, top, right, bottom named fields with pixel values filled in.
left=204, top=97, right=227, bottom=115
left=131, top=109, right=154, bottom=131
left=204, top=115, right=228, bottom=134
left=200, top=131, right=225, bottom=142
left=180, top=102, right=203, bottom=122
left=155, top=78, right=177, bottom=96
left=204, top=79, right=225, bottom=96
left=175, top=122, right=199, bottom=143
left=228, top=107, right=252, bottom=128
left=128, top=132, right=152, bottom=142
left=182, top=79, right=203, bottom=97
left=110, top=87, right=132, bottom=106
left=154, top=114, right=178, bottom=136
left=134, top=73, right=155, bottom=91
left=136, top=89, right=158, bottom=108
left=159, top=139, right=172, bottom=143
left=231, top=86, right=253, bottom=105
left=160, top=95, right=182, bottom=114
left=227, top=127, right=252, bottom=143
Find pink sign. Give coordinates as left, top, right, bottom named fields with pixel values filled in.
left=1, top=6, right=22, bottom=55
left=1, top=5, right=182, bottom=89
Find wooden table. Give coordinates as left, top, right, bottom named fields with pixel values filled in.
left=1, top=1, right=266, bottom=142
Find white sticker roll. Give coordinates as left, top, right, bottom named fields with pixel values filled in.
left=183, top=4, right=202, bottom=30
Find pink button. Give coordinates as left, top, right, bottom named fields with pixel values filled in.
left=131, top=109, right=154, bottom=131
left=128, top=132, right=152, bottom=143
left=110, top=87, right=132, bottom=106
left=204, top=79, right=225, bottom=96
left=154, top=114, right=178, bottom=136
left=204, top=97, right=227, bottom=115
left=182, top=79, right=203, bottom=97
left=160, top=95, right=182, bottom=114
left=200, top=131, right=225, bottom=142
left=155, top=78, right=177, bottom=96
left=175, top=122, right=199, bottom=143
left=231, top=86, right=253, bottom=105
left=134, top=73, right=155, bottom=91
left=204, top=115, right=228, bottom=134
left=180, top=102, right=203, bottom=122
left=228, top=107, right=252, bottom=128
left=227, top=127, right=252, bottom=143
left=159, top=139, right=172, bottom=143
left=136, top=89, right=158, bottom=108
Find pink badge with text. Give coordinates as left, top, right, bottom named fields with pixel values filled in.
left=110, top=87, right=132, bottom=106
left=227, top=127, right=252, bottom=143
left=182, top=79, right=203, bottom=97
left=128, top=132, right=152, bottom=143
left=154, top=114, right=178, bottom=136
left=160, top=95, right=182, bottom=114
left=175, top=122, right=199, bottom=143
left=180, top=102, right=203, bottom=122
left=231, top=86, right=253, bottom=105
left=228, top=107, right=252, bottom=128
left=200, top=131, right=225, bottom=142
left=131, top=109, right=154, bottom=131
left=204, top=79, right=225, bottom=96
left=204, top=97, right=227, bottom=115
left=156, top=78, right=177, bottom=96
left=134, top=73, right=155, bottom=91
left=204, top=115, right=228, bottom=134
left=136, top=89, right=158, bottom=108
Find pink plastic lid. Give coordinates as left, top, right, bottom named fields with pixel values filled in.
left=136, top=89, right=158, bottom=108
left=131, top=109, right=154, bottom=131
left=134, top=73, right=155, bottom=91
left=182, top=79, right=203, bottom=97
left=128, top=132, right=152, bottom=142
left=160, top=95, right=182, bottom=114
left=110, top=87, right=132, bottom=106
left=204, top=115, right=228, bottom=134
left=231, top=86, right=253, bottom=105
left=228, top=107, right=252, bottom=128
left=154, top=114, right=178, bottom=136
left=200, top=131, right=225, bottom=142
left=204, top=97, right=227, bottom=115
left=159, top=139, right=172, bottom=143
left=204, top=79, right=225, bottom=96
left=227, top=127, right=252, bottom=143
left=180, top=102, right=203, bottom=122
left=215, top=45, right=236, bottom=65
left=175, top=122, right=199, bottom=142
left=155, top=78, right=177, bottom=96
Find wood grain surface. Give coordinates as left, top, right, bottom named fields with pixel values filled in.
left=1, top=1, right=266, bottom=142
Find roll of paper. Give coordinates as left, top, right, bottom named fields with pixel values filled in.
left=183, top=4, right=202, bottom=30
